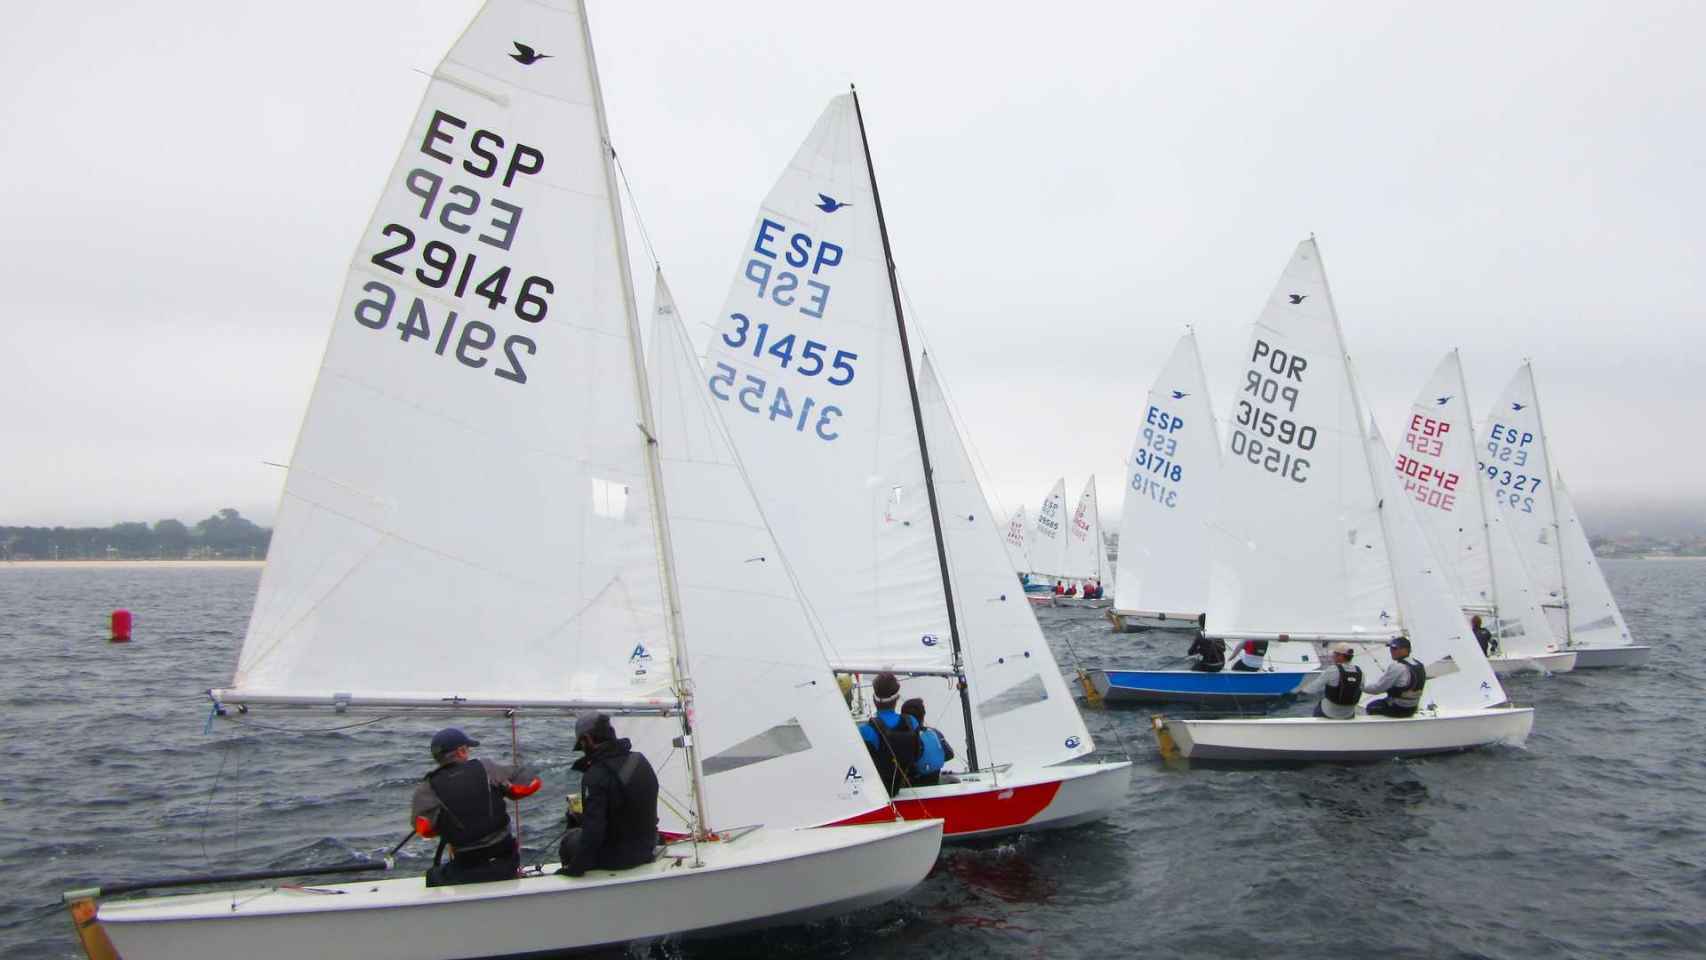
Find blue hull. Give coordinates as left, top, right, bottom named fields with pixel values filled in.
left=1091, top=669, right=1314, bottom=705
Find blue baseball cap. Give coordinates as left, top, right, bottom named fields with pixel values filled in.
left=430, top=728, right=479, bottom=758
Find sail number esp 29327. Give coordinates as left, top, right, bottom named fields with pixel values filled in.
left=709, top=218, right=852, bottom=442
left=351, top=110, right=554, bottom=386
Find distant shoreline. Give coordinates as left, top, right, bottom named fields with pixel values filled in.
left=0, top=560, right=265, bottom=569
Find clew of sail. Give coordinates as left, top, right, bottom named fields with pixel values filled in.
left=1113, top=330, right=1219, bottom=617
left=222, top=0, right=670, bottom=709
left=640, top=273, right=892, bottom=831
left=918, top=356, right=1093, bottom=766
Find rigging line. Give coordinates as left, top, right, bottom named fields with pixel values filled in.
left=611, top=144, right=662, bottom=269
left=199, top=735, right=235, bottom=870
left=223, top=714, right=397, bottom=735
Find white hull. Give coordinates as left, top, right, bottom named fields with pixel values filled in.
left=1051, top=596, right=1111, bottom=610
left=1155, top=706, right=1534, bottom=763
left=1489, top=651, right=1578, bottom=675
left=1106, top=609, right=1201, bottom=633
left=96, top=822, right=942, bottom=960
left=1568, top=644, right=1652, bottom=669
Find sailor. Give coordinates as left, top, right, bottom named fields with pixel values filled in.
left=1053, top=581, right=1065, bottom=596
left=1314, top=642, right=1363, bottom=719
left=1186, top=627, right=1226, bottom=672
left=858, top=672, right=921, bottom=796
left=899, top=697, right=957, bottom=787
left=1229, top=639, right=1269, bottom=672
left=1364, top=637, right=1428, bottom=717
left=1471, top=615, right=1498, bottom=657
left=558, top=713, right=660, bottom=877
left=412, top=727, right=541, bottom=887
left=1065, top=582, right=1079, bottom=597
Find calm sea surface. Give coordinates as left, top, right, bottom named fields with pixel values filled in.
left=1, top=560, right=1701, bottom=959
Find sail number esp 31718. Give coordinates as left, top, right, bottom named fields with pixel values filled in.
left=351, top=110, right=555, bottom=386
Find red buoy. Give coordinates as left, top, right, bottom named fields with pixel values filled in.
left=110, top=609, right=132, bottom=643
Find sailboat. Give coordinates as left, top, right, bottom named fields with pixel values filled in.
left=1025, top=477, right=1071, bottom=603
left=1396, top=351, right=1575, bottom=673
left=1479, top=364, right=1649, bottom=668
left=701, top=91, right=1131, bottom=837
left=1003, top=505, right=1052, bottom=605
left=1153, top=240, right=1534, bottom=761
left=1055, top=477, right=1113, bottom=608
left=1107, top=330, right=1220, bottom=634
left=65, top=4, right=940, bottom=957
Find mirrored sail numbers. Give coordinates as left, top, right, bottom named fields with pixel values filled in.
left=1482, top=423, right=1543, bottom=513
left=1396, top=413, right=1460, bottom=510
left=352, top=110, right=555, bottom=386
left=709, top=218, right=853, bottom=443
left=1229, top=340, right=1314, bottom=483
left=1131, top=405, right=1184, bottom=508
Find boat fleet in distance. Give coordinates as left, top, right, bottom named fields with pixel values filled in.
left=58, top=1, right=1647, bottom=957
left=1065, top=239, right=1646, bottom=762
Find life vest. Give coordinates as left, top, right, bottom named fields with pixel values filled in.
left=915, top=728, right=948, bottom=776
left=423, top=760, right=509, bottom=852
left=1236, top=639, right=1268, bottom=668
left=1391, top=657, right=1426, bottom=705
left=1325, top=664, right=1364, bottom=706
left=861, top=711, right=921, bottom=795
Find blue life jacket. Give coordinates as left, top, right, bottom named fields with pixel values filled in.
left=859, top=710, right=920, bottom=796
left=915, top=728, right=947, bottom=776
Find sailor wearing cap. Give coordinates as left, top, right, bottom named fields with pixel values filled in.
left=1314, top=642, right=1363, bottom=719
left=411, top=727, right=541, bottom=887
left=1363, top=636, right=1428, bottom=718
left=858, top=672, right=921, bottom=796
left=557, top=713, right=660, bottom=877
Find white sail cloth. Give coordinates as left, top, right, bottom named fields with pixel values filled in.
left=1554, top=475, right=1635, bottom=649
left=227, top=0, right=668, bottom=707
left=1113, top=331, right=1219, bottom=616
left=642, top=274, right=890, bottom=831
left=1029, top=479, right=1070, bottom=578
left=1479, top=364, right=1566, bottom=619
left=1066, top=477, right=1111, bottom=583
left=1003, top=507, right=1032, bottom=574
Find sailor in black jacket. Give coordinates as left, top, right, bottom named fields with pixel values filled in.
left=558, top=713, right=660, bottom=877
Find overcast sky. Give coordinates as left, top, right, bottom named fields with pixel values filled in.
left=3, top=0, right=1702, bottom=529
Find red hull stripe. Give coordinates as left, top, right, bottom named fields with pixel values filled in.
left=832, top=779, right=1064, bottom=836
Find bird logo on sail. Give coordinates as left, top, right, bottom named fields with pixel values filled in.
left=1436, top=395, right=1452, bottom=406
left=816, top=193, right=849, bottom=213
left=1288, top=294, right=1307, bottom=304
left=1512, top=402, right=1526, bottom=412
left=510, top=42, right=551, bottom=65
left=1171, top=390, right=1189, bottom=400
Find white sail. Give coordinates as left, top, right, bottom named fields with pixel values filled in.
left=644, top=273, right=889, bottom=830
left=918, top=355, right=1093, bottom=767
left=1554, top=474, right=1635, bottom=649
left=1066, top=477, right=1110, bottom=582
left=702, top=94, right=950, bottom=681
left=226, top=0, right=670, bottom=709
left=1029, top=478, right=1070, bottom=578
left=1478, top=363, right=1566, bottom=627
left=1206, top=240, right=1398, bottom=640
left=1399, top=351, right=1557, bottom=659
left=1003, top=506, right=1032, bottom=573
left=1113, top=331, right=1219, bottom=617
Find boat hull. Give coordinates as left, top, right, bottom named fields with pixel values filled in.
left=94, top=821, right=943, bottom=960
left=1155, top=706, right=1534, bottom=763
left=1052, top=597, right=1111, bottom=610
left=1089, top=668, right=1315, bottom=705
left=834, top=760, right=1130, bottom=840
left=1489, top=651, right=1577, bottom=675
left=1106, top=609, right=1200, bottom=633
left=1568, top=644, right=1652, bottom=669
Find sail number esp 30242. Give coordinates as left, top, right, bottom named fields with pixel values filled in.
left=709, top=218, right=852, bottom=442
left=352, top=110, right=555, bottom=386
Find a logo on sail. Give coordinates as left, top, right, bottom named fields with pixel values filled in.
left=629, top=643, right=653, bottom=677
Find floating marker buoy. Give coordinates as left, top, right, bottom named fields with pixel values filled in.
left=110, top=609, right=132, bottom=643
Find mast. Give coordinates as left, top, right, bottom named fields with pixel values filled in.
left=850, top=85, right=979, bottom=773
left=1525, top=360, right=1572, bottom=645
left=578, top=1, right=712, bottom=840
left=1452, top=349, right=1501, bottom=618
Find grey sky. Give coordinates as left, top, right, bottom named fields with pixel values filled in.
left=3, top=1, right=1701, bottom=528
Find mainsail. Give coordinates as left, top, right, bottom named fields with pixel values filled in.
left=1112, top=331, right=1219, bottom=617
left=1554, top=474, right=1635, bottom=649
left=1029, top=479, right=1070, bottom=578
left=1479, top=363, right=1567, bottom=631
left=1003, top=506, right=1032, bottom=574
left=1066, top=477, right=1111, bottom=583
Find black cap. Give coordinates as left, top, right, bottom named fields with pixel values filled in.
left=873, top=672, right=900, bottom=701
left=900, top=697, right=926, bottom=721
left=430, top=727, right=479, bottom=759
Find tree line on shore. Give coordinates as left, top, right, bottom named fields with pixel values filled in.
left=0, top=509, right=271, bottom=560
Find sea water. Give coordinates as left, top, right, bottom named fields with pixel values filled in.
left=0, top=560, right=1700, bottom=959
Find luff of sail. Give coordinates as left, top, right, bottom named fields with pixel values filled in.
left=1113, top=330, right=1219, bottom=618
left=221, top=0, right=672, bottom=710
left=643, top=273, right=893, bottom=831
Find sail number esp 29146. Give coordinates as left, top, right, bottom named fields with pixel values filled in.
left=351, top=110, right=555, bottom=386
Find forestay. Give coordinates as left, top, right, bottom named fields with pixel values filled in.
left=918, top=355, right=1093, bottom=768
left=1554, top=475, right=1635, bottom=649
left=1113, top=331, right=1219, bottom=616
left=641, top=274, right=890, bottom=831
left=224, top=0, right=671, bottom=709
left=701, top=94, right=952, bottom=698
left=1206, top=240, right=1397, bottom=642
left=1029, top=479, right=1070, bottom=578
left=1066, top=478, right=1111, bottom=582
left=1479, top=363, right=1566, bottom=626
